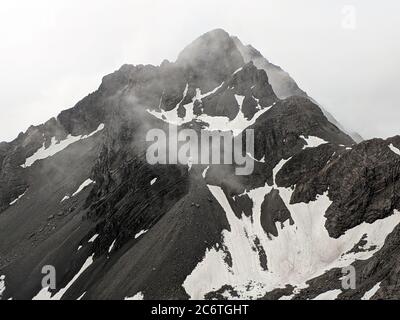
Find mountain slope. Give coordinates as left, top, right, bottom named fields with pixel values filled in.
left=0, top=29, right=398, bottom=301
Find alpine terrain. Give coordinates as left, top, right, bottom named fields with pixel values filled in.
left=1, top=29, right=400, bottom=300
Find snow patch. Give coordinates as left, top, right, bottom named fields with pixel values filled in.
left=300, top=135, right=328, bottom=149
left=234, top=94, right=245, bottom=107
left=183, top=159, right=400, bottom=299
left=134, top=229, right=148, bottom=239
left=22, top=123, right=105, bottom=168
left=361, top=282, right=381, bottom=300
left=147, top=83, right=274, bottom=136
left=32, top=286, right=53, bottom=300
left=233, top=67, right=243, bottom=75
left=33, top=254, right=94, bottom=300
left=72, top=179, right=94, bottom=197
left=183, top=247, right=230, bottom=300
left=150, top=178, right=157, bottom=185
left=88, top=234, right=99, bottom=243
left=389, top=144, right=400, bottom=156
left=192, top=101, right=275, bottom=136
left=61, top=196, right=70, bottom=203
left=61, top=178, right=94, bottom=202
left=202, top=166, right=210, bottom=178
left=52, top=253, right=94, bottom=300
left=125, top=292, right=144, bottom=300
left=278, top=294, right=294, bottom=300
left=9, top=190, right=27, bottom=206
left=108, top=239, right=116, bottom=253
left=77, top=292, right=86, bottom=300
left=247, top=153, right=265, bottom=163
left=272, top=157, right=292, bottom=186
left=0, top=275, right=5, bottom=298
left=313, top=289, right=342, bottom=300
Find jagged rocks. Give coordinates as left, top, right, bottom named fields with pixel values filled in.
left=260, top=189, right=293, bottom=237
left=0, top=28, right=399, bottom=301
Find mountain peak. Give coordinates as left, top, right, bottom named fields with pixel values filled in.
left=177, top=29, right=233, bottom=61
left=176, top=29, right=244, bottom=89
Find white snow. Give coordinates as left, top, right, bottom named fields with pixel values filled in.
left=232, top=67, right=243, bottom=75
left=183, top=247, right=230, bottom=300
left=247, top=153, right=265, bottom=163
left=0, top=275, right=5, bottom=298
left=52, top=254, right=94, bottom=300
left=300, top=135, right=328, bottom=149
left=150, top=178, right=158, bottom=185
left=61, top=196, right=70, bottom=202
left=361, top=282, right=381, bottom=300
left=77, top=245, right=83, bottom=251
left=149, top=83, right=224, bottom=126
left=313, top=289, right=342, bottom=300
left=271, top=157, right=292, bottom=186
left=9, top=190, right=26, bottom=205
left=77, top=292, right=86, bottom=300
left=72, top=179, right=94, bottom=197
left=183, top=159, right=400, bottom=299
left=201, top=82, right=225, bottom=98
left=33, top=254, right=94, bottom=300
left=147, top=83, right=274, bottom=136
left=32, top=286, right=53, bottom=300
left=134, top=229, right=148, bottom=239
left=278, top=294, right=294, bottom=300
left=88, top=234, right=99, bottom=243
left=234, top=94, right=245, bottom=107
left=202, top=166, right=210, bottom=178
left=22, top=123, right=105, bottom=168
left=125, top=292, right=144, bottom=300
left=191, top=101, right=275, bottom=136
left=108, top=239, right=116, bottom=253
left=61, top=178, right=94, bottom=203
left=389, top=144, right=400, bottom=156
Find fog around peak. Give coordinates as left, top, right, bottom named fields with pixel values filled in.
left=1, top=0, right=399, bottom=141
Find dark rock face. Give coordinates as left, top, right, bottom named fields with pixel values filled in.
left=260, top=189, right=293, bottom=237
left=345, top=234, right=377, bottom=255
left=277, top=138, right=400, bottom=238
left=203, top=89, right=240, bottom=120
left=204, top=285, right=240, bottom=300
left=276, top=143, right=339, bottom=189
left=229, top=193, right=253, bottom=219
left=261, top=285, right=295, bottom=300
left=200, top=61, right=277, bottom=120
left=231, top=96, right=355, bottom=194
left=325, top=138, right=400, bottom=236
left=0, top=29, right=399, bottom=301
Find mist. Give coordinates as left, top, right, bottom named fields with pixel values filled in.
left=1, top=0, right=399, bottom=142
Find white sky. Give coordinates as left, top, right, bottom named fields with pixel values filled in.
left=0, top=0, right=399, bottom=142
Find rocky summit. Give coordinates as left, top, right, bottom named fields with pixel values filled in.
left=1, top=29, right=400, bottom=300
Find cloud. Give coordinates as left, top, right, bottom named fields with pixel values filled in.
left=0, top=0, right=399, bottom=141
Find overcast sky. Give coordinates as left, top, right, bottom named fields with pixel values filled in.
left=1, top=0, right=399, bottom=142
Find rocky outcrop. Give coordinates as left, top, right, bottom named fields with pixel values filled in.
left=0, top=29, right=398, bottom=301
left=260, top=189, right=293, bottom=237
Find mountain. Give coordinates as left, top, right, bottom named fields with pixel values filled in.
left=1, top=29, right=399, bottom=300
